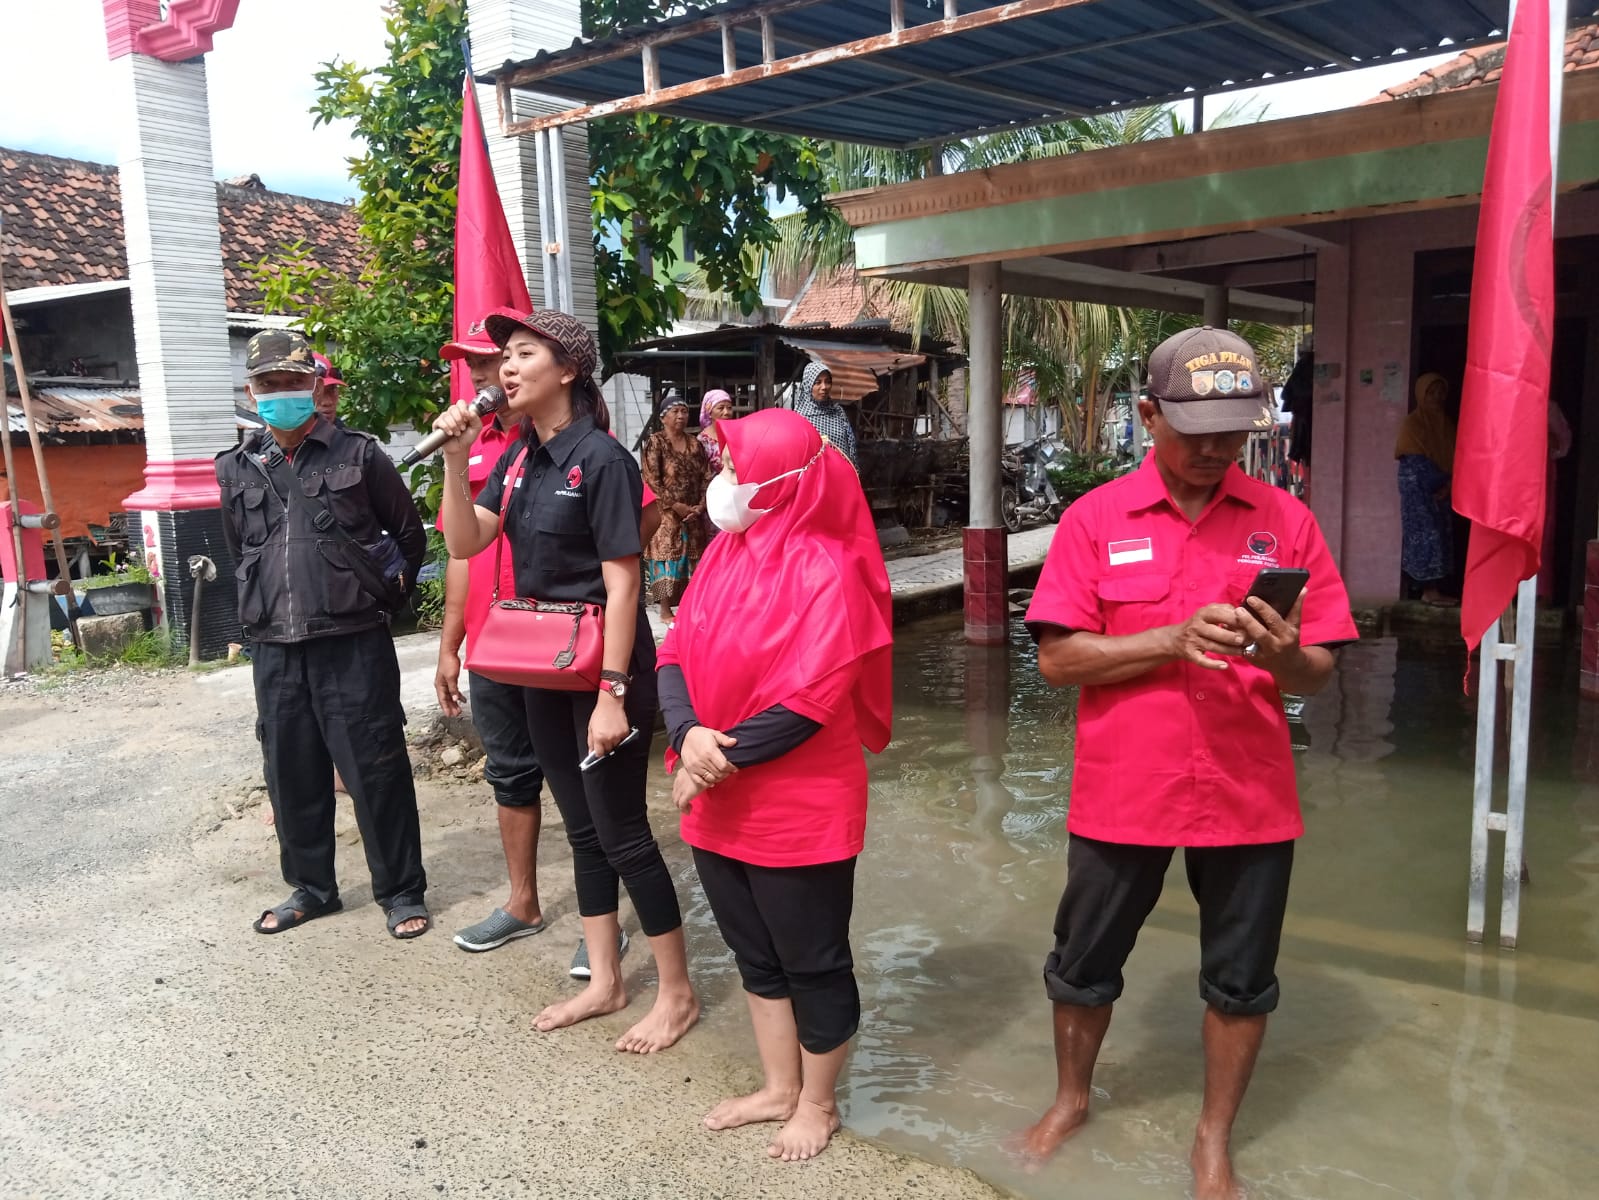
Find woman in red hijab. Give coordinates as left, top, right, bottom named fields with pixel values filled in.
left=657, top=408, right=892, bottom=1162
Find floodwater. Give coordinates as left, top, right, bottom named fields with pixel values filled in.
left=682, top=616, right=1599, bottom=1200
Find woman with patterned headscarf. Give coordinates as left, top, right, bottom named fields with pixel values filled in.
left=791, top=362, right=858, bottom=468
left=698, top=389, right=733, bottom=470
left=642, top=395, right=712, bottom=625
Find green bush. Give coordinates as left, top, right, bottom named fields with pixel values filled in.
left=411, top=529, right=449, bottom=630
left=79, top=551, right=154, bottom=589
left=1047, top=455, right=1133, bottom=503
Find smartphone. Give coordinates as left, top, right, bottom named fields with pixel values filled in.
left=579, top=727, right=641, bottom=773
left=1245, top=567, right=1310, bottom=621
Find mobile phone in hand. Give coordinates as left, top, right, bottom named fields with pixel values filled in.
left=579, top=727, right=641, bottom=773
left=1245, top=567, right=1310, bottom=621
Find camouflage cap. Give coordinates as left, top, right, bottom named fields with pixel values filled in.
left=1145, top=326, right=1275, bottom=436
left=246, top=330, right=317, bottom=378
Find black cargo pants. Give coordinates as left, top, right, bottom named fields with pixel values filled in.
left=253, top=625, right=426, bottom=911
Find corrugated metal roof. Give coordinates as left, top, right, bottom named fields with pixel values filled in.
left=487, top=0, right=1565, bottom=148
left=782, top=338, right=927, bottom=400
left=6, top=384, right=143, bottom=436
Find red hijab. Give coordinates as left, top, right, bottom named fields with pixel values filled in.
left=659, top=409, right=893, bottom=754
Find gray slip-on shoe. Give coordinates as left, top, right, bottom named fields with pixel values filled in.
left=569, top=929, right=630, bottom=979
left=453, top=908, right=546, bottom=953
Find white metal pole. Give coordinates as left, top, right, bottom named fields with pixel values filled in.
left=1467, top=613, right=1502, bottom=943
left=1500, top=575, right=1537, bottom=947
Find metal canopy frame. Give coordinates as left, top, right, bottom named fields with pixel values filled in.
left=481, top=0, right=1544, bottom=149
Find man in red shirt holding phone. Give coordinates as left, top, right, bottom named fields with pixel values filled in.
left=1022, top=328, right=1357, bottom=1199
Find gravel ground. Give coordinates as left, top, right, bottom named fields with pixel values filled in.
left=0, top=643, right=1009, bottom=1200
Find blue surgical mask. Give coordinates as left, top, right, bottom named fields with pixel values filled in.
left=254, top=389, right=316, bottom=431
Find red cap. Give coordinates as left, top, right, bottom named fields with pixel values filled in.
left=313, top=352, right=344, bottom=388
left=440, top=317, right=502, bottom=361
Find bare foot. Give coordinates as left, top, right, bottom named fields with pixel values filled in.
left=534, top=980, right=627, bottom=1032
left=1010, top=1101, right=1089, bottom=1165
left=615, top=992, right=700, bottom=1054
left=767, top=1099, right=841, bottom=1161
left=393, top=917, right=427, bottom=936
left=1191, top=1137, right=1244, bottom=1200
left=704, top=1087, right=798, bottom=1131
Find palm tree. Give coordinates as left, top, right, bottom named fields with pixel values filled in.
left=683, top=99, right=1294, bottom=453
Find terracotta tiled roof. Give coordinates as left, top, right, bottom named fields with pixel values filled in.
left=1371, top=23, right=1599, bottom=102
left=782, top=265, right=926, bottom=331
left=0, top=145, right=364, bottom=312
left=784, top=267, right=870, bottom=327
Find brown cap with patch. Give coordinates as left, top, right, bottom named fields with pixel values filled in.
left=1145, top=326, right=1275, bottom=435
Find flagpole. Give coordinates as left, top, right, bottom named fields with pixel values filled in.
left=1462, top=0, right=1567, bottom=947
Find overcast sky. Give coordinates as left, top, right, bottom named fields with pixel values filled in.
left=0, top=1, right=1455, bottom=203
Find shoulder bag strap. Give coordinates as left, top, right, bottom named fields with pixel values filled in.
left=491, top=447, right=531, bottom=602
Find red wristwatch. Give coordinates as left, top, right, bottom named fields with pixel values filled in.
left=599, top=671, right=630, bottom=702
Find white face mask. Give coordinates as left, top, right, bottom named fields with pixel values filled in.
left=705, top=463, right=810, bottom=533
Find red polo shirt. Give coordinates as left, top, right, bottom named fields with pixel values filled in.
left=1026, top=457, right=1357, bottom=847
left=439, top=421, right=658, bottom=650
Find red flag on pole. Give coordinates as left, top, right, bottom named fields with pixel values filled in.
left=451, top=73, right=531, bottom=401
left=1453, top=0, right=1567, bottom=653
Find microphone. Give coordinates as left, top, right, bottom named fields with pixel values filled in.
left=401, top=386, right=508, bottom=466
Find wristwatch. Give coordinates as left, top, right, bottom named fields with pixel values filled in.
left=599, top=670, right=631, bottom=702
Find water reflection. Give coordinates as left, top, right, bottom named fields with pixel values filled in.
left=839, top=615, right=1599, bottom=1199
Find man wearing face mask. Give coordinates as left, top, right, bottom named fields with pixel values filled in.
left=217, top=330, right=431, bottom=940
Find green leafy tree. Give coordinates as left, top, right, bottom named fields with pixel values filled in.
left=583, top=1, right=831, bottom=369
left=256, top=0, right=466, bottom=508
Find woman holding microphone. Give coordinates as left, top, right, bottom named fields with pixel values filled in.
left=433, top=306, right=698, bottom=1054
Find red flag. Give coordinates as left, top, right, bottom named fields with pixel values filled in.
left=452, top=76, right=531, bottom=401
left=1453, top=0, right=1566, bottom=653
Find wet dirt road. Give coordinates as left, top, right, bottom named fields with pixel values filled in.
left=0, top=641, right=1005, bottom=1200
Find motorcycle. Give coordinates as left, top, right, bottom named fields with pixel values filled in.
left=1001, top=435, right=1066, bottom=532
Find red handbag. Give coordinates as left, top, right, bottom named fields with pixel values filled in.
left=464, top=447, right=605, bottom=692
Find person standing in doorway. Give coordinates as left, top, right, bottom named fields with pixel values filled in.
left=1019, top=327, right=1357, bottom=1199
left=1393, top=372, right=1457, bottom=606
left=792, top=362, right=858, bottom=469
left=218, top=330, right=430, bottom=939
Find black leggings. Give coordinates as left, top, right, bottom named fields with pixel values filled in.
left=521, top=683, right=682, bottom=937
left=693, top=847, right=859, bottom=1054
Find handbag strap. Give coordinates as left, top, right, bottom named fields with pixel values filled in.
left=490, top=446, right=531, bottom=602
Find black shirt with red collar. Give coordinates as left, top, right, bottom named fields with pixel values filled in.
left=474, top=417, right=645, bottom=609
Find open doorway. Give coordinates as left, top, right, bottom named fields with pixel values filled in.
left=1413, top=244, right=1599, bottom=610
